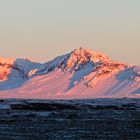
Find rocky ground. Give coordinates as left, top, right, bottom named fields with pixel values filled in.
left=0, top=98, right=140, bottom=140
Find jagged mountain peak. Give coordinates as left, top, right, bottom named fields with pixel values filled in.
left=69, top=47, right=110, bottom=63
left=65, top=47, right=110, bottom=71
left=35, top=48, right=129, bottom=76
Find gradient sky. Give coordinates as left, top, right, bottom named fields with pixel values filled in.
left=0, top=0, right=140, bottom=65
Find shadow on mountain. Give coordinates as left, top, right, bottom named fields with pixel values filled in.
left=68, top=64, right=93, bottom=89
left=116, top=67, right=135, bottom=82
left=133, top=88, right=140, bottom=94
left=103, top=68, right=133, bottom=96
left=0, top=59, right=31, bottom=91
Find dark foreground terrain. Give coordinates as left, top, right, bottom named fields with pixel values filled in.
left=0, top=98, right=140, bottom=140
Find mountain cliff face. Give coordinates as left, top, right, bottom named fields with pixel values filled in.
left=0, top=48, right=139, bottom=99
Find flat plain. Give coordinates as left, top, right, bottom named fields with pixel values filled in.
left=0, top=98, right=140, bottom=140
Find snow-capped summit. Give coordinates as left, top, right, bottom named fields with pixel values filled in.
left=35, top=48, right=128, bottom=76
left=35, top=48, right=111, bottom=75
left=0, top=48, right=139, bottom=99
left=65, top=47, right=110, bottom=71
left=69, top=47, right=110, bottom=63
left=0, top=57, right=42, bottom=89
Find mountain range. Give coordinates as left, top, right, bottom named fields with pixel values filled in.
left=0, top=47, right=140, bottom=99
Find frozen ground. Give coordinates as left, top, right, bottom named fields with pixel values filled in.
left=0, top=98, right=140, bottom=140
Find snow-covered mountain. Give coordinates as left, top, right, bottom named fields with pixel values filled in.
left=0, top=48, right=139, bottom=99
left=0, top=58, right=42, bottom=89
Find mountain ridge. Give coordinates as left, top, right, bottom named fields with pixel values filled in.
left=0, top=48, right=139, bottom=99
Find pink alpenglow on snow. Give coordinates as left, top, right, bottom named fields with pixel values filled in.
left=0, top=48, right=140, bottom=99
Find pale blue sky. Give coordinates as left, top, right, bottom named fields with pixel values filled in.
left=0, top=0, right=140, bottom=65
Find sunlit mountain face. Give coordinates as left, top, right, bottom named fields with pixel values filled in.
left=0, top=48, right=139, bottom=99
